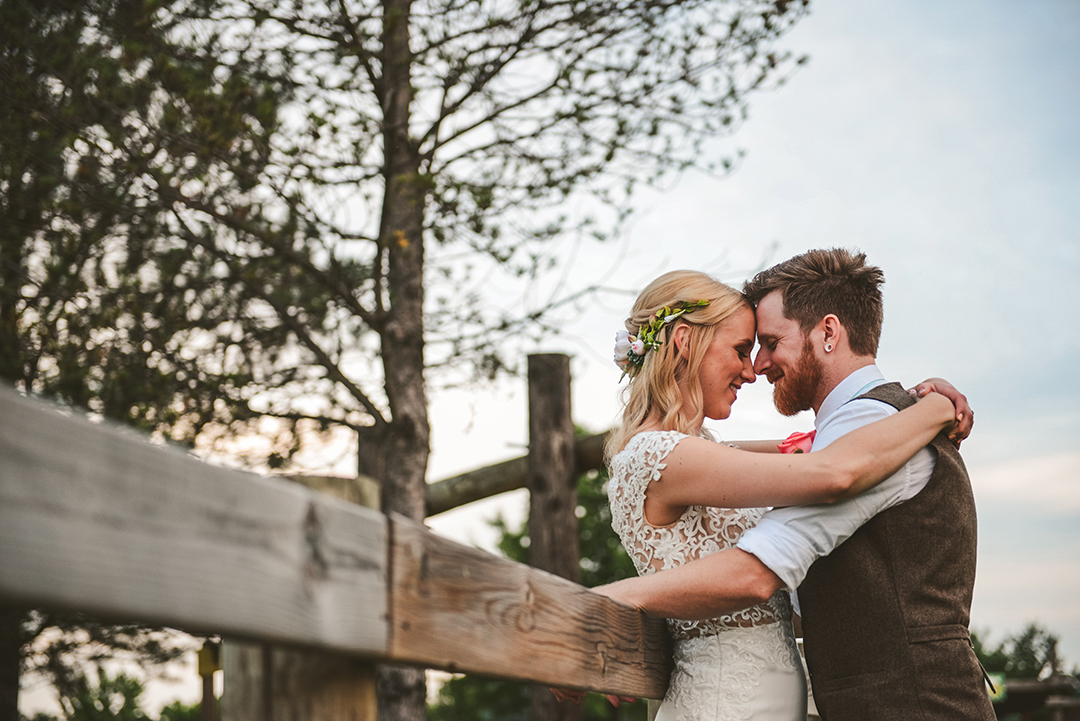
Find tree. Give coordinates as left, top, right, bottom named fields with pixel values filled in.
left=1, top=0, right=808, bottom=717
left=157, top=701, right=202, bottom=721
left=972, top=623, right=1062, bottom=680
left=15, top=612, right=196, bottom=721
left=20, top=664, right=203, bottom=721
left=971, top=624, right=1080, bottom=721
left=430, top=467, right=647, bottom=721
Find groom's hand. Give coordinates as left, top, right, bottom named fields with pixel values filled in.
left=912, top=377, right=973, bottom=447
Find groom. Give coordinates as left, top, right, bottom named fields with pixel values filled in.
left=598, top=248, right=994, bottom=720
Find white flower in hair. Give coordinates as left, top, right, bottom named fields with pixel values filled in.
left=612, top=299, right=710, bottom=381
left=613, top=330, right=633, bottom=368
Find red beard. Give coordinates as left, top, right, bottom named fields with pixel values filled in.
left=772, top=336, right=824, bottom=416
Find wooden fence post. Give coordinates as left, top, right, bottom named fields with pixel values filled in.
left=0, top=610, right=21, bottom=721
left=197, top=641, right=220, bottom=721
left=527, top=354, right=582, bottom=721
left=221, top=475, right=381, bottom=721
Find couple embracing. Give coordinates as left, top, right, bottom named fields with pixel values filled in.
left=590, top=249, right=993, bottom=720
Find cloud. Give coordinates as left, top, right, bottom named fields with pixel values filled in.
left=970, top=452, right=1080, bottom=515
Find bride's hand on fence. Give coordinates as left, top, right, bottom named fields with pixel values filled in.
left=911, top=377, right=973, bottom=447
left=590, top=579, right=641, bottom=608
left=549, top=689, right=637, bottom=707
left=604, top=694, right=638, bottom=707
left=549, top=688, right=585, bottom=703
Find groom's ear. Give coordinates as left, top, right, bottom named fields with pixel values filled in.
left=821, top=314, right=842, bottom=352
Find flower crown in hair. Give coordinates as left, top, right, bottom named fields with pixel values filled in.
left=613, top=300, right=710, bottom=380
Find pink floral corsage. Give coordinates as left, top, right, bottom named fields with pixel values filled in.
left=777, top=430, right=816, bottom=454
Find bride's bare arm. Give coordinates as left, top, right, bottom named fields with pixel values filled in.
left=648, top=393, right=955, bottom=511
left=717, top=439, right=784, bottom=453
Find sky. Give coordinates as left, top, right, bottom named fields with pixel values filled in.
left=21, top=0, right=1080, bottom=715
left=426, top=0, right=1080, bottom=670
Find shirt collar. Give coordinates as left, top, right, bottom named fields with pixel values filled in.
left=814, top=364, right=885, bottom=430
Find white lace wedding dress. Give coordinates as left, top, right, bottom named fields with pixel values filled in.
left=608, top=431, right=807, bottom=721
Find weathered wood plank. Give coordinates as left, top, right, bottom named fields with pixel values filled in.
left=387, top=515, right=672, bottom=698
left=1, top=390, right=671, bottom=698
left=424, top=432, right=608, bottom=516
left=0, top=388, right=388, bottom=656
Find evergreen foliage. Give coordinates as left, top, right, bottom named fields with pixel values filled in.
left=20, top=666, right=201, bottom=721
left=157, top=700, right=202, bottom=721
left=15, top=612, right=197, bottom=721
left=972, top=623, right=1063, bottom=680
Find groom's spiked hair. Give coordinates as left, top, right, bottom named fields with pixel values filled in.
left=743, top=248, right=884, bottom=357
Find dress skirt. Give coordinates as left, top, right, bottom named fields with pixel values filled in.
left=655, top=623, right=808, bottom=721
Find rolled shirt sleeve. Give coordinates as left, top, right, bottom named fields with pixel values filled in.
left=736, top=395, right=936, bottom=591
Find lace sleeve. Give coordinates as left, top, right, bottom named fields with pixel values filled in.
left=607, top=430, right=688, bottom=549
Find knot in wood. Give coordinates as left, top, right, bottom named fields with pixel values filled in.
left=514, top=584, right=537, bottom=633
left=302, top=502, right=329, bottom=585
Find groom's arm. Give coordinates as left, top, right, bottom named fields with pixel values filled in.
left=737, top=398, right=935, bottom=590
left=592, top=547, right=784, bottom=620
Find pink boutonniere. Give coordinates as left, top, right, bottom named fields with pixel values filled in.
left=778, top=430, right=816, bottom=454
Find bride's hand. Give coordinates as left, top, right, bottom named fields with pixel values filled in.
left=549, top=688, right=585, bottom=704
left=910, top=377, right=973, bottom=447
left=590, top=579, right=644, bottom=609
left=549, top=688, right=636, bottom=707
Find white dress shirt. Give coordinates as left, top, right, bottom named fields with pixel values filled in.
left=735, top=365, right=936, bottom=594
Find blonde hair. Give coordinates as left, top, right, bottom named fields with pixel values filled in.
left=606, top=270, right=750, bottom=459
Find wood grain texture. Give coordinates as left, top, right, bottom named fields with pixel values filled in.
left=0, top=388, right=388, bottom=656
left=387, top=514, right=672, bottom=698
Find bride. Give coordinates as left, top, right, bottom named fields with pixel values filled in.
left=590, top=270, right=962, bottom=721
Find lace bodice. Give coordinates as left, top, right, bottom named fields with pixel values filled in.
left=607, top=430, right=791, bottom=640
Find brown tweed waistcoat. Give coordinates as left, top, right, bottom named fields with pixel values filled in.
left=798, top=383, right=995, bottom=721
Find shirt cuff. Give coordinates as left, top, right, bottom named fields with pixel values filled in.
left=736, top=521, right=817, bottom=591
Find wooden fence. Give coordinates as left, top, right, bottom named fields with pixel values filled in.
left=0, top=384, right=671, bottom=719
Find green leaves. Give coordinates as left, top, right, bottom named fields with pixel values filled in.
left=972, top=623, right=1063, bottom=679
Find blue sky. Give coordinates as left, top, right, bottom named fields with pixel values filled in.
left=428, top=0, right=1080, bottom=668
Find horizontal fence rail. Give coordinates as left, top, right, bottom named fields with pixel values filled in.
left=0, top=388, right=671, bottom=698
left=424, top=432, right=607, bottom=516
